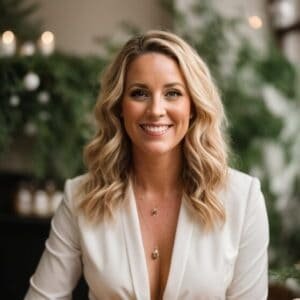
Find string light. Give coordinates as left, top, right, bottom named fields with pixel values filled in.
left=1, top=30, right=16, bottom=56
left=2, top=30, right=15, bottom=44
left=39, top=31, right=55, bottom=55
left=248, top=16, right=263, bottom=29
left=41, top=31, right=54, bottom=44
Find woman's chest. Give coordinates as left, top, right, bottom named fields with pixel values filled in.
left=138, top=199, right=181, bottom=299
left=77, top=214, right=236, bottom=300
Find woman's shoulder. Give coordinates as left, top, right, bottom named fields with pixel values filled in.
left=220, top=169, right=268, bottom=261
left=62, top=173, right=89, bottom=209
left=222, top=168, right=263, bottom=212
left=65, top=173, right=89, bottom=190
left=227, top=167, right=257, bottom=188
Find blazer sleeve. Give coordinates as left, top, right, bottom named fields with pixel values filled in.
left=24, top=179, right=82, bottom=300
left=226, top=178, right=269, bottom=300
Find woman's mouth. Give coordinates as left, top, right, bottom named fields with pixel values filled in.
left=139, top=124, right=172, bottom=136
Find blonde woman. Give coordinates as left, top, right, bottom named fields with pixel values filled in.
left=25, top=30, right=269, bottom=300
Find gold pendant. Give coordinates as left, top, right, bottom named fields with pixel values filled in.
left=151, top=248, right=159, bottom=260
left=151, top=208, right=158, bottom=216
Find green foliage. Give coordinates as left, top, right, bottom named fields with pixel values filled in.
left=0, top=53, right=106, bottom=182
left=161, top=0, right=300, bottom=271
left=270, top=266, right=300, bottom=284
left=256, top=43, right=297, bottom=98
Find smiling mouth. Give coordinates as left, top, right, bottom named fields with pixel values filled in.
left=140, top=124, right=173, bottom=136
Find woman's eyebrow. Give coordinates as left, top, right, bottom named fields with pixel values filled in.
left=164, top=82, right=185, bottom=88
left=127, top=82, right=185, bottom=89
left=127, top=83, right=148, bottom=89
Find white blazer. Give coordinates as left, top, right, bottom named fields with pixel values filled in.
left=25, top=168, right=269, bottom=300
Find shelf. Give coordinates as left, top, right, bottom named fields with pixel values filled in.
left=0, top=212, right=51, bottom=225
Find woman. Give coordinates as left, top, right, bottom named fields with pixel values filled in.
left=25, top=30, right=269, bottom=299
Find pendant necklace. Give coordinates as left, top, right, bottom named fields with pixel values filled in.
left=133, top=178, right=182, bottom=261
left=134, top=181, right=160, bottom=260
left=136, top=195, right=160, bottom=260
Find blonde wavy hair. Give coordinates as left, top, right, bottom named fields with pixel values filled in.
left=78, top=30, right=229, bottom=230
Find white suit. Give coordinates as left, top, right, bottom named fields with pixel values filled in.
left=25, top=168, right=269, bottom=299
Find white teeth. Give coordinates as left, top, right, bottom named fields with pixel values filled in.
left=141, top=125, right=170, bottom=134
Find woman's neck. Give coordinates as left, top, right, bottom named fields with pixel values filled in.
left=131, top=149, right=183, bottom=196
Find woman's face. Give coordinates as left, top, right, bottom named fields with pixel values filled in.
left=122, top=52, right=191, bottom=158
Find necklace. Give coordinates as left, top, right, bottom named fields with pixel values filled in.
left=133, top=179, right=160, bottom=260
left=150, top=207, right=158, bottom=216
left=135, top=193, right=160, bottom=260
left=133, top=177, right=182, bottom=261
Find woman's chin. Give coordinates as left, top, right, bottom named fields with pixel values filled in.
left=133, top=143, right=181, bottom=159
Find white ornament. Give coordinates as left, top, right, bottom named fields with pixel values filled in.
left=9, top=95, right=20, bottom=107
left=20, top=41, right=36, bottom=56
left=37, top=91, right=50, bottom=104
left=23, top=72, right=40, bottom=91
left=24, top=122, right=38, bottom=136
left=286, top=277, right=300, bottom=294
left=270, top=0, right=300, bottom=29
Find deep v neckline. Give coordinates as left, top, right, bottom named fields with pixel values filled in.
left=121, top=179, right=195, bottom=300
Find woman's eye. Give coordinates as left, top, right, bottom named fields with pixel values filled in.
left=166, top=90, right=182, bottom=98
left=130, top=89, right=149, bottom=99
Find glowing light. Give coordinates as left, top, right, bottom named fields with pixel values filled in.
left=41, top=31, right=54, bottom=44
left=39, top=31, right=55, bottom=55
left=2, top=30, right=15, bottom=44
left=248, top=16, right=263, bottom=29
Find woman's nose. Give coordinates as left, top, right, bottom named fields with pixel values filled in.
left=146, top=95, right=166, bottom=118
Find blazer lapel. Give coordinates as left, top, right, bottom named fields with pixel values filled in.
left=121, top=180, right=151, bottom=300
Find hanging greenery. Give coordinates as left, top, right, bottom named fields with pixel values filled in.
left=0, top=53, right=106, bottom=182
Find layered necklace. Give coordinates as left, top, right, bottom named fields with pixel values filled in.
left=135, top=187, right=160, bottom=260
left=133, top=178, right=182, bottom=261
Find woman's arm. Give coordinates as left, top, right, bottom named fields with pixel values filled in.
left=25, top=179, right=82, bottom=300
left=226, top=178, right=269, bottom=300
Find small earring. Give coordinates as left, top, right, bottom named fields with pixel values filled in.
left=189, top=114, right=193, bottom=119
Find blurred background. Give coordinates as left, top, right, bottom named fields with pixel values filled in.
left=0, top=0, right=300, bottom=299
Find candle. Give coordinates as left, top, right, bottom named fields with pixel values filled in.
left=33, top=190, right=50, bottom=217
left=15, top=187, right=33, bottom=216
left=0, top=30, right=16, bottom=57
left=38, top=31, right=55, bottom=55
